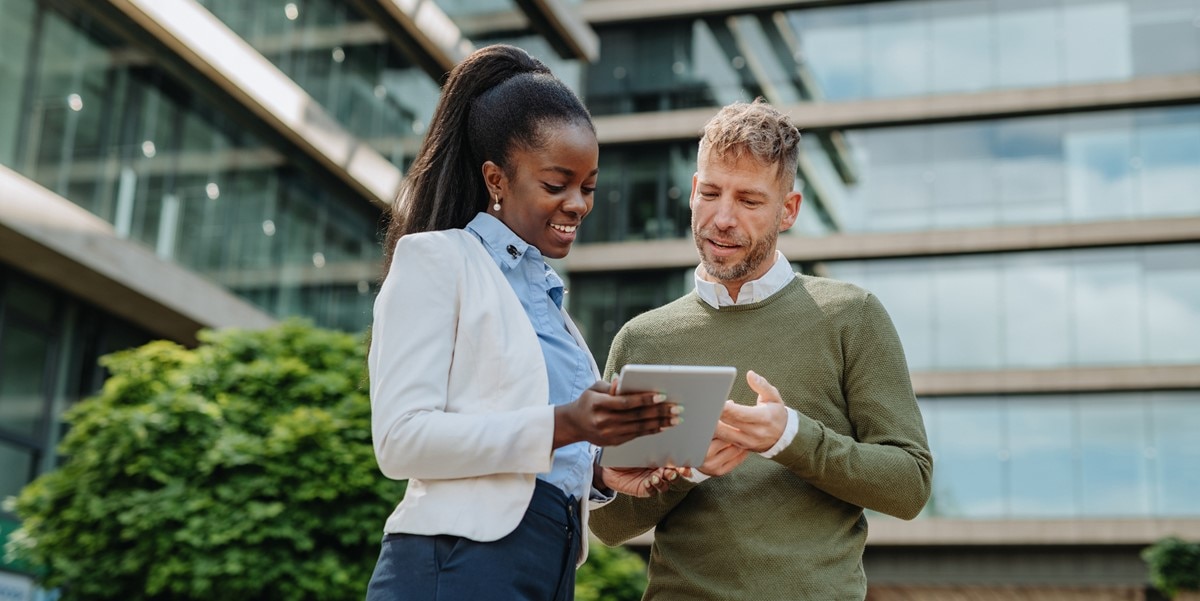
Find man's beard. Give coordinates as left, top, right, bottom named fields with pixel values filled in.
left=693, top=226, right=777, bottom=283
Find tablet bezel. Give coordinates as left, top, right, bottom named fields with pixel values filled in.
left=599, top=364, right=737, bottom=468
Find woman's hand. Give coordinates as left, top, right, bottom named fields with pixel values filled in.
left=553, top=381, right=680, bottom=448
left=601, top=467, right=691, bottom=497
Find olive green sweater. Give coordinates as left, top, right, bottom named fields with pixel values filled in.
left=590, top=276, right=932, bottom=601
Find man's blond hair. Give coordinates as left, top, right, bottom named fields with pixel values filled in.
left=698, top=98, right=800, bottom=189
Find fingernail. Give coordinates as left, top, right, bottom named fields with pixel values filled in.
left=653, top=393, right=667, bottom=403
left=650, top=475, right=660, bottom=485
left=666, top=471, right=678, bottom=480
left=670, top=417, right=682, bottom=426
left=670, top=405, right=684, bottom=415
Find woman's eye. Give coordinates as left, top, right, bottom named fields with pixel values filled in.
left=582, top=186, right=596, bottom=195
left=544, top=184, right=566, bottom=193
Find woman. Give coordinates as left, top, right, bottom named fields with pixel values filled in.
left=366, top=45, right=682, bottom=600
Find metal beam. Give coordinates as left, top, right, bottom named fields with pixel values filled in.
left=349, top=0, right=475, bottom=81
left=103, top=0, right=403, bottom=208
left=594, top=73, right=1200, bottom=144
left=512, top=0, right=600, bottom=62
left=0, top=166, right=276, bottom=346
left=563, top=216, right=1200, bottom=272
left=581, top=0, right=890, bottom=25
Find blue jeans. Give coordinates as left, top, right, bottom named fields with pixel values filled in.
left=366, top=480, right=581, bottom=601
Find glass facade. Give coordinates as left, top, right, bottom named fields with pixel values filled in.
left=578, top=105, right=1200, bottom=243
left=568, top=269, right=693, bottom=365
left=923, top=391, right=1200, bottom=518
left=0, top=266, right=150, bottom=558
left=0, top=0, right=382, bottom=334
left=824, top=244, right=1200, bottom=371
left=195, top=0, right=440, bottom=169
left=586, top=0, right=1200, bottom=115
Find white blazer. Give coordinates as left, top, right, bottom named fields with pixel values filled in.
left=368, top=228, right=602, bottom=564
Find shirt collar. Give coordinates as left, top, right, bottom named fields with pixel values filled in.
left=465, top=212, right=538, bottom=270
left=694, top=250, right=795, bottom=309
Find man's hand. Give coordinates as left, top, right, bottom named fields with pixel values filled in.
left=601, top=467, right=690, bottom=497
left=714, top=370, right=788, bottom=453
left=696, top=438, right=749, bottom=477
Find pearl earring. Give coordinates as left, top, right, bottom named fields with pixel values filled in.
left=492, top=196, right=501, bottom=212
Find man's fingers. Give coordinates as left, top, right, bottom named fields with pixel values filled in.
left=746, top=370, right=783, bottom=404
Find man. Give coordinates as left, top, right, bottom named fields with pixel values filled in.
left=589, top=99, right=932, bottom=601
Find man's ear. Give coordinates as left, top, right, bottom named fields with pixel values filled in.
left=779, top=191, right=802, bottom=232
left=688, top=172, right=699, bottom=210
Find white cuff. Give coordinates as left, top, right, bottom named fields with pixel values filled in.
left=759, top=407, right=799, bottom=459
left=684, top=470, right=711, bottom=484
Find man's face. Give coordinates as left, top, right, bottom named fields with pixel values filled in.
left=690, top=150, right=801, bottom=288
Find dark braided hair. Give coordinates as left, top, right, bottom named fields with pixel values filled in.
left=381, top=44, right=594, bottom=275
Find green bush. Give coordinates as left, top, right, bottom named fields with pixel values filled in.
left=6, top=321, right=405, bottom=600
left=576, top=541, right=649, bottom=601
left=1143, top=537, right=1200, bottom=599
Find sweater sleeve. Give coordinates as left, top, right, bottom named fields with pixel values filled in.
left=770, top=293, right=933, bottom=520
left=589, top=324, right=699, bottom=545
left=368, top=234, right=555, bottom=481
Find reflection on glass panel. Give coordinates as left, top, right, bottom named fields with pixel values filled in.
left=1062, top=0, right=1133, bottom=83
left=5, top=275, right=56, bottom=325
left=995, top=118, right=1067, bottom=225
left=790, top=7, right=867, bottom=101
left=921, top=392, right=1200, bottom=519
left=929, top=0, right=991, bottom=94
left=994, top=0, right=1061, bottom=88
left=859, top=263, right=935, bottom=370
left=1151, top=393, right=1200, bottom=515
left=570, top=270, right=691, bottom=367
left=924, top=398, right=1005, bottom=517
left=589, top=0, right=1200, bottom=112
left=195, top=0, right=436, bottom=166
left=930, top=122, right=996, bottom=228
left=1078, top=396, right=1151, bottom=516
left=825, top=244, right=1200, bottom=370
left=1131, top=0, right=1200, bottom=76
left=0, top=3, right=384, bottom=334
left=0, top=321, right=50, bottom=439
left=1064, top=113, right=1137, bottom=220
left=865, top=3, right=929, bottom=98
left=0, top=441, right=36, bottom=502
left=836, top=105, right=1200, bottom=234
left=1007, top=398, right=1076, bottom=517
left=1002, top=258, right=1071, bottom=368
left=933, top=255, right=1001, bottom=369
left=1072, top=249, right=1145, bottom=365
left=0, top=0, right=35, bottom=166
left=1145, top=246, right=1200, bottom=363
left=1136, top=109, right=1200, bottom=217
left=584, top=144, right=697, bottom=243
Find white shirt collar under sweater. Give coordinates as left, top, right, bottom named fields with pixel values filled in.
left=693, top=251, right=796, bottom=309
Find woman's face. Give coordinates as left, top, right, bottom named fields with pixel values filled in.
left=486, top=121, right=598, bottom=259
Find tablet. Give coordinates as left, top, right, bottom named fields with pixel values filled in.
left=599, top=364, right=738, bottom=468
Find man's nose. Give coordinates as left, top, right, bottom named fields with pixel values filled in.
left=712, top=198, right=738, bottom=229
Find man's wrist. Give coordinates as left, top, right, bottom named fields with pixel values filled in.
left=760, top=407, right=799, bottom=459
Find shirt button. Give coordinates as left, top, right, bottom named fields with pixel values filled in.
left=507, top=244, right=519, bottom=258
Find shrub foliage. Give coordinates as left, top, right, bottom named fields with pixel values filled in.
left=1144, top=537, right=1200, bottom=599
left=8, top=321, right=403, bottom=600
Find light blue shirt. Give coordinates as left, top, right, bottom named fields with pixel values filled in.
left=466, top=212, right=596, bottom=502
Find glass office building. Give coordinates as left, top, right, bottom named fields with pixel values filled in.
left=0, top=0, right=1197, bottom=599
